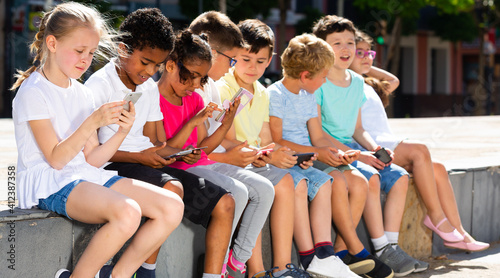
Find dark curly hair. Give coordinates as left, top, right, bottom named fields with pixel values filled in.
left=169, top=29, right=212, bottom=65
left=119, top=8, right=174, bottom=53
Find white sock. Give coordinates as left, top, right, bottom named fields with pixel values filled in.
left=385, top=231, right=399, bottom=249
left=141, top=262, right=156, bottom=270
left=202, top=274, right=220, bottom=278
left=371, top=235, right=390, bottom=257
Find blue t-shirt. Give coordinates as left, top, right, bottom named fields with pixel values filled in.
left=315, top=69, right=366, bottom=144
left=268, top=80, right=318, bottom=146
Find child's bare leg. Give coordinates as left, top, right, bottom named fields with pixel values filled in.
left=145, top=180, right=184, bottom=264
left=294, top=179, right=316, bottom=251
left=393, top=142, right=454, bottom=233
left=205, top=193, right=235, bottom=274
left=329, top=171, right=364, bottom=254
left=383, top=175, right=409, bottom=233
left=343, top=170, right=369, bottom=225
left=433, top=162, right=468, bottom=236
left=246, top=233, right=265, bottom=276
left=109, top=178, right=184, bottom=278
left=66, top=182, right=142, bottom=278
left=309, top=181, right=333, bottom=245
left=271, top=174, right=295, bottom=272
left=363, top=175, right=384, bottom=239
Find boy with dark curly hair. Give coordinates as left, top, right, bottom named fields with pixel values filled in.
left=85, top=8, right=235, bottom=278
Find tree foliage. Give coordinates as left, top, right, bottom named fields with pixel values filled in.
left=179, top=0, right=278, bottom=23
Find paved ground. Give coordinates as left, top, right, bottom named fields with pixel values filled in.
left=410, top=242, right=500, bottom=278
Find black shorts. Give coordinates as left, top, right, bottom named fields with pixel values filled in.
left=105, top=162, right=228, bottom=228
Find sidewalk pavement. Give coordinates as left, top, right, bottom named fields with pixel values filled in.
left=410, top=242, right=500, bottom=278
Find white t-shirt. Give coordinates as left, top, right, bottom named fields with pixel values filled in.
left=195, top=77, right=225, bottom=153
left=85, top=59, right=163, bottom=152
left=360, top=83, right=402, bottom=150
left=13, top=72, right=116, bottom=209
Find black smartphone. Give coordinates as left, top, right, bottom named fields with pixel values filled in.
left=373, top=148, right=392, bottom=164
left=293, top=152, right=315, bottom=166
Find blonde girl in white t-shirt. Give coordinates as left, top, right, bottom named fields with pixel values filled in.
left=11, top=2, right=183, bottom=278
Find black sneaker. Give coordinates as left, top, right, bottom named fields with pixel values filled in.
left=341, top=253, right=376, bottom=275
left=96, top=264, right=114, bottom=278
left=362, top=255, right=394, bottom=278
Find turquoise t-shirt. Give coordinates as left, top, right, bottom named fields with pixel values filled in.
left=315, top=69, right=366, bottom=144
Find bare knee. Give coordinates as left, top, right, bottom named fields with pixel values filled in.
left=213, top=193, right=235, bottom=219
left=295, top=179, right=308, bottom=200
left=275, top=174, right=295, bottom=198
left=109, top=199, right=142, bottom=238
left=394, top=175, right=409, bottom=193
left=368, top=175, right=381, bottom=194
left=410, top=143, right=432, bottom=164
left=163, top=180, right=184, bottom=199
left=156, top=193, right=184, bottom=227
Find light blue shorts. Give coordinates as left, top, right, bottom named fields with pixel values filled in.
left=346, top=142, right=408, bottom=193
left=287, top=166, right=333, bottom=201
left=38, top=176, right=124, bottom=219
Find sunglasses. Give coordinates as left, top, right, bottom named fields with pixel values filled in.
left=177, top=62, right=209, bottom=87
left=355, top=49, right=376, bottom=59
left=216, top=50, right=237, bottom=67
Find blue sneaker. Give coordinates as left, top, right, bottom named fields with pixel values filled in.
left=95, top=265, right=113, bottom=278
left=132, top=265, right=156, bottom=278
left=275, top=264, right=311, bottom=277
left=55, top=269, right=71, bottom=278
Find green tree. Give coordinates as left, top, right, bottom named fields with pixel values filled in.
left=179, top=0, right=277, bottom=23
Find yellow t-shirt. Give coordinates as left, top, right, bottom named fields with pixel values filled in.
left=215, top=69, right=269, bottom=148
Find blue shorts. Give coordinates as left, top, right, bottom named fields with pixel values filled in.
left=38, top=176, right=124, bottom=219
left=350, top=160, right=408, bottom=193
left=287, top=166, right=333, bottom=201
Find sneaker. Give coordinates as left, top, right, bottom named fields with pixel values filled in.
left=227, top=250, right=246, bottom=278
left=376, top=245, right=414, bottom=277
left=362, top=255, right=394, bottom=278
left=55, top=269, right=71, bottom=278
left=95, top=265, right=113, bottom=278
left=132, top=265, right=156, bottom=278
left=392, top=245, right=428, bottom=273
left=306, top=255, right=361, bottom=278
left=274, top=264, right=311, bottom=278
left=252, top=270, right=273, bottom=278
left=341, top=253, right=376, bottom=275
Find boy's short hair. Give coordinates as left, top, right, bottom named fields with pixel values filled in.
left=312, top=15, right=357, bottom=41
left=119, top=8, right=175, bottom=53
left=355, top=30, right=374, bottom=46
left=189, top=11, right=245, bottom=52
left=281, top=33, right=335, bottom=79
left=238, top=19, right=275, bottom=58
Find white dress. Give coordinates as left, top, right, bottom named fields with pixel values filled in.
left=13, top=72, right=116, bottom=209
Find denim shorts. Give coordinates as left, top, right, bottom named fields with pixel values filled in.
left=38, top=176, right=124, bottom=219
left=287, top=166, right=333, bottom=201
left=350, top=160, right=408, bottom=193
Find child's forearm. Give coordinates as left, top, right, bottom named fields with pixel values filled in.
left=352, top=129, right=378, bottom=151
left=366, top=66, right=400, bottom=93
left=85, top=132, right=127, bottom=167
left=275, top=138, right=317, bottom=154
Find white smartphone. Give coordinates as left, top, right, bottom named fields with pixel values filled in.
left=123, top=91, right=143, bottom=111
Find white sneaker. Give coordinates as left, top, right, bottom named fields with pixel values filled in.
left=306, top=255, right=361, bottom=278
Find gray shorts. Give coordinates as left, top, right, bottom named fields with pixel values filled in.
left=244, top=163, right=289, bottom=186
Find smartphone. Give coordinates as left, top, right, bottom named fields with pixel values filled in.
left=293, top=152, right=315, bottom=166
left=123, top=91, right=143, bottom=111
left=215, top=88, right=254, bottom=122
left=257, top=148, right=274, bottom=156
left=165, top=147, right=208, bottom=159
left=373, top=148, right=392, bottom=164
